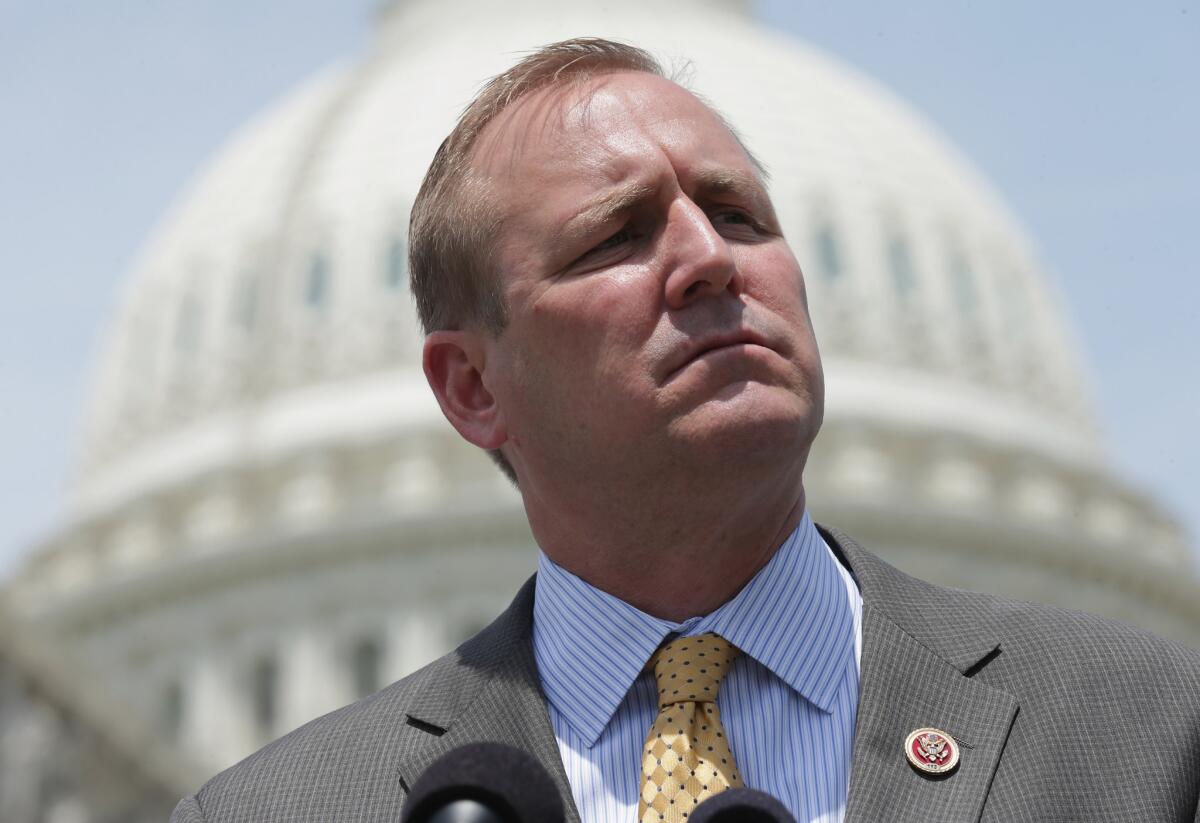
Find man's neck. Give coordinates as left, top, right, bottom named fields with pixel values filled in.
left=523, top=465, right=807, bottom=622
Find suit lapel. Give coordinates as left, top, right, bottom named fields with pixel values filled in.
left=823, top=528, right=1019, bottom=823
left=397, top=578, right=582, bottom=823
left=844, top=602, right=1017, bottom=821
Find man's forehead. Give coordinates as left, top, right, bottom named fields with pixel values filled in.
left=469, top=71, right=752, bottom=184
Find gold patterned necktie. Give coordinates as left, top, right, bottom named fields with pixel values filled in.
left=639, top=633, right=743, bottom=823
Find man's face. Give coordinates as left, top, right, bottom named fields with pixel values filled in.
left=473, top=71, right=824, bottom=487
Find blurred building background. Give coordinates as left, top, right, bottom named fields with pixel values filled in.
left=2, top=0, right=1197, bottom=818
left=0, top=602, right=193, bottom=821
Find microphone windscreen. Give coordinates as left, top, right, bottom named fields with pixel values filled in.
left=689, top=788, right=797, bottom=823
left=401, top=742, right=564, bottom=823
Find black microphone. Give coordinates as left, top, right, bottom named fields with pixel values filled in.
left=400, top=742, right=565, bottom=823
left=689, top=788, right=797, bottom=823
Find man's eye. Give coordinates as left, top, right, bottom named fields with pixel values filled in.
left=591, top=228, right=634, bottom=253
left=712, top=209, right=772, bottom=239
left=712, top=210, right=755, bottom=228
left=565, top=227, right=638, bottom=272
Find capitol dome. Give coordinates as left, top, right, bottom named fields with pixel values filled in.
left=9, top=0, right=1197, bottom=772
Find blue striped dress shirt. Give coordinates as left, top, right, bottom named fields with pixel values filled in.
left=531, top=512, right=862, bottom=823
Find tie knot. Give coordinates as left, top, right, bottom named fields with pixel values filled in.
left=650, top=633, right=739, bottom=708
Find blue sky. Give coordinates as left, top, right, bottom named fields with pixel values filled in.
left=1, top=1, right=1196, bottom=571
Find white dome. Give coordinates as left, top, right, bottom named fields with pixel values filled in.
left=11, top=0, right=1195, bottom=773
left=12, top=0, right=1185, bottom=611
left=29, top=0, right=1186, bottom=588
left=76, top=0, right=1101, bottom=516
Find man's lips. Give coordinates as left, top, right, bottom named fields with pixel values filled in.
left=663, top=330, right=775, bottom=382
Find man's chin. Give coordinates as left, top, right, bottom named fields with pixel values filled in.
left=665, top=387, right=820, bottom=459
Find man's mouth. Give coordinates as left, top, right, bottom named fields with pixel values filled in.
left=663, top=330, right=773, bottom=383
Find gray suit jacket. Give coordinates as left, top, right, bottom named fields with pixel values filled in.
left=172, top=527, right=1200, bottom=822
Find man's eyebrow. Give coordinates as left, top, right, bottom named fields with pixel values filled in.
left=562, top=180, right=659, bottom=240
left=558, top=168, right=775, bottom=248
left=692, top=168, right=775, bottom=217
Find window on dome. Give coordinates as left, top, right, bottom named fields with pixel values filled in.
left=162, top=678, right=185, bottom=740
left=999, top=267, right=1030, bottom=331
left=350, top=635, right=384, bottom=698
left=250, top=654, right=279, bottom=734
left=385, top=236, right=407, bottom=290
left=948, top=249, right=976, bottom=316
left=886, top=231, right=918, bottom=300
left=814, top=220, right=843, bottom=282
left=175, top=294, right=202, bottom=354
left=305, top=251, right=331, bottom=309
left=234, top=273, right=258, bottom=331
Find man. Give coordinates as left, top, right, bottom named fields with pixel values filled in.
left=172, top=38, right=1200, bottom=823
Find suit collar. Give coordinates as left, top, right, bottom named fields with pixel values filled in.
left=820, top=526, right=1019, bottom=822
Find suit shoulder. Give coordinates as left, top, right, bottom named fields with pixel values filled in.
left=183, top=576, right=537, bottom=822
left=963, top=586, right=1196, bottom=663
left=831, top=527, right=1200, bottom=682
left=183, top=577, right=537, bottom=823
left=188, top=651, right=459, bottom=822
left=933, top=588, right=1200, bottom=815
left=929, top=584, right=1200, bottom=702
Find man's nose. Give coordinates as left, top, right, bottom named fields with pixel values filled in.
left=662, top=199, right=744, bottom=309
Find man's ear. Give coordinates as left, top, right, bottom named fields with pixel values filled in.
left=422, top=330, right=507, bottom=450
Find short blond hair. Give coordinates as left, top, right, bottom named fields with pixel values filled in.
left=408, top=37, right=665, bottom=335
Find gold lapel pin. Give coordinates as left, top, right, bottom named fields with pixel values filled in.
left=904, top=727, right=960, bottom=775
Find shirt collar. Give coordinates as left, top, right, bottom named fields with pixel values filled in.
left=531, top=512, right=857, bottom=747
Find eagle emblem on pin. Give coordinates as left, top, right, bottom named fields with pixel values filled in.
left=904, top=727, right=960, bottom=775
